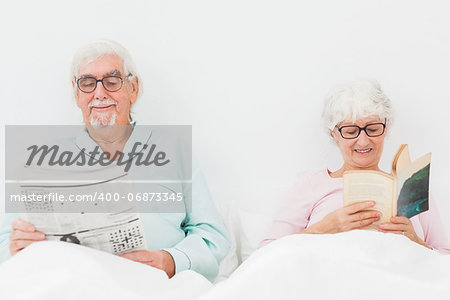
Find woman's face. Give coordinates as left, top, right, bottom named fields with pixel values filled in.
left=331, top=116, right=387, bottom=171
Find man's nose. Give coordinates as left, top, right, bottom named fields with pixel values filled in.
left=93, top=81, right=109, bottom=99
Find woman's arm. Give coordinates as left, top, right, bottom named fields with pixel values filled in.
left=302, top=201, right=380, bottom=234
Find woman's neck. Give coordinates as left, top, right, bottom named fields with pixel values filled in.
left=329, top=164, right=382, bottom=178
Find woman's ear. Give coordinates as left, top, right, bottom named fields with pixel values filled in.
left=330, top=128, right=339, bottom=142
left=385, top=119, right=390, bottom=134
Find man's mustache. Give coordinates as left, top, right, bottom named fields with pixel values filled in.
left=88, top=99, right=118, bottom=108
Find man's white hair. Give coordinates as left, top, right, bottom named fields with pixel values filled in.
left=70, top=39, right=143, bottom=100
left=322, top=78, right=394, bottom=131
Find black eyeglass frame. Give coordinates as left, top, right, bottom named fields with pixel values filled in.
left=76, top=74, right=133, bottom=93
left=336, top=120, right=387, bottom=139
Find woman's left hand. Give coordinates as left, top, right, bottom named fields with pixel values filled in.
left=379, top=216, right=432, bottom=249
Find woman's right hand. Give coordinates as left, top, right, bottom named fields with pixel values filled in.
left=9, top=219, right=46, bottom=255
left=303, top=201, right=381, bottom=234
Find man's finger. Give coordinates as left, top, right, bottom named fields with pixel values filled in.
left=344, top=201, right=375, bottom=214
left=121, top=250, right=153, bottom=262
left=10, top=240, right=36, bottom=254
left=10, top=230, right=45, bottom=241
left=145, top=260, right=163, bottom=270
left=11, top=219, right=36, bottom=232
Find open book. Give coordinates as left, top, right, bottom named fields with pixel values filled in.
left=343, top=144, right=431, bottom=229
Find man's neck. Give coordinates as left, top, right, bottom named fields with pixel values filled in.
left=86, top=124, right=134, bottom=156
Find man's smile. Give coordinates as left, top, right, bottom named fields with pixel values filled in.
left=91, top=104, right=115, bottom=110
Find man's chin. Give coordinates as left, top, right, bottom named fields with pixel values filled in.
left=89, top=123, right=114, bottom=129
left=89, top=112, right=117, bottom=128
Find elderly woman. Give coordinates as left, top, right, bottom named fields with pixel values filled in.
left=260, top=79, right=450, bottom=253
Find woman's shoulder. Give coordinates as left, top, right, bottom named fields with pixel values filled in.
left=279, top=169, right=341, bottom=211
left=288, top=168, right=342, bottom=195
left=295, top=168, right=341, bottom=184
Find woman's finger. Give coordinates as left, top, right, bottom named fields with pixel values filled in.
left=344, top=201, right=375, bottom=214
left=379, top=230, right=404, bottom=235
left=349, top=210, right=380, bottom=222
left=378, top=223, right=408, bottom=231
left=350, top=217, right=379, bottom=229
left=389, top=216, right=410, bottom=225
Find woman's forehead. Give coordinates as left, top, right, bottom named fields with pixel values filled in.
left=339, top=116, right=383, bottom=126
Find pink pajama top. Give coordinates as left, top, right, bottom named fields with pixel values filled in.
left=260, top=169, right=450, bottom=254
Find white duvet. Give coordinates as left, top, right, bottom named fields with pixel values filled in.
left=0, top=241, right=212, bottom=300
left=1, top=231, right=449, bottom=300
left=200, top=230, right=450, bottom=300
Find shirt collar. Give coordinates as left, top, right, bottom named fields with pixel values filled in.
left=74, top=122, right=152, bottom=163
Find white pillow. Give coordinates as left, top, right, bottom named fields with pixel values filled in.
left=236, top=209, right=274, bottom=262
left=215, top=211, right=239, bottom=282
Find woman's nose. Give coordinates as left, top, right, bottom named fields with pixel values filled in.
left=355, top=129, right=371, bottom=146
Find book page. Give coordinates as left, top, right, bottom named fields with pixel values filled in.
left=343, top=170, right=395, bottom=228
left=396, top=152, right=431, bottom=218
left=392, top=144, right=411, bottom=177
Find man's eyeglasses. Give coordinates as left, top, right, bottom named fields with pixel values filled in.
left=76, top=74, right=133, bottom=93
left=336, top=121, right=386, bottom=139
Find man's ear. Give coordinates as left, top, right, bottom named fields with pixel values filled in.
left=130, top=77, right=139, bottom=104
left=72, top=80, right=82, bottom=108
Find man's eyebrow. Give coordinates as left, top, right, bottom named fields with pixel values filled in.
left=108, top=69, right=122, bottom=76
left=78, top=73, right=94, bottom=79
left=78, top=70, right=122, bottom=79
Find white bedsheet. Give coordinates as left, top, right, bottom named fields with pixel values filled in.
left=0, top=241, right=212, bottom=300
left=2, top=231, right=449, bottom=300
left=199, top=230, right=450, bottom=300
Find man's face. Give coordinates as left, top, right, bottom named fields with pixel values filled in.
left=74, top=54, right=138, bottom=126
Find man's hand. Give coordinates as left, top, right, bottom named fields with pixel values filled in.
left=303, top=201, right=381, bottom=234
left=9, top=219, right=46, bottom=255
left=379, top=216, right=432, bottom=249
left=120, top=250, right=175, bottom=278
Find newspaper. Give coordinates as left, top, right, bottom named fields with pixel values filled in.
left=20, top=211, right=146, bottom=255
left=17, top=172, right=147, bottom=255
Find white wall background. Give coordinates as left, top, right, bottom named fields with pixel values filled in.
left=1, top=0, right=449, bottom=236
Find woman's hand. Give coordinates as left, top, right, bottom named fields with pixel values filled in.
left=379, top=216, right=432, bottom=249
left=303, top=201, right=380, bottom=234
left=120, top=250, right=176, bottom=278
left=9, top=219, right=46, bottom=255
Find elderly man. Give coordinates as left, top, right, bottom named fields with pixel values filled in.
left=0, top=40, right=230, bottom=282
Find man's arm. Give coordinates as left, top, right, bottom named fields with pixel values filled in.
left=0, top=213, right=16, bottom=263
left=162, top=163, right=230, bottom=282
